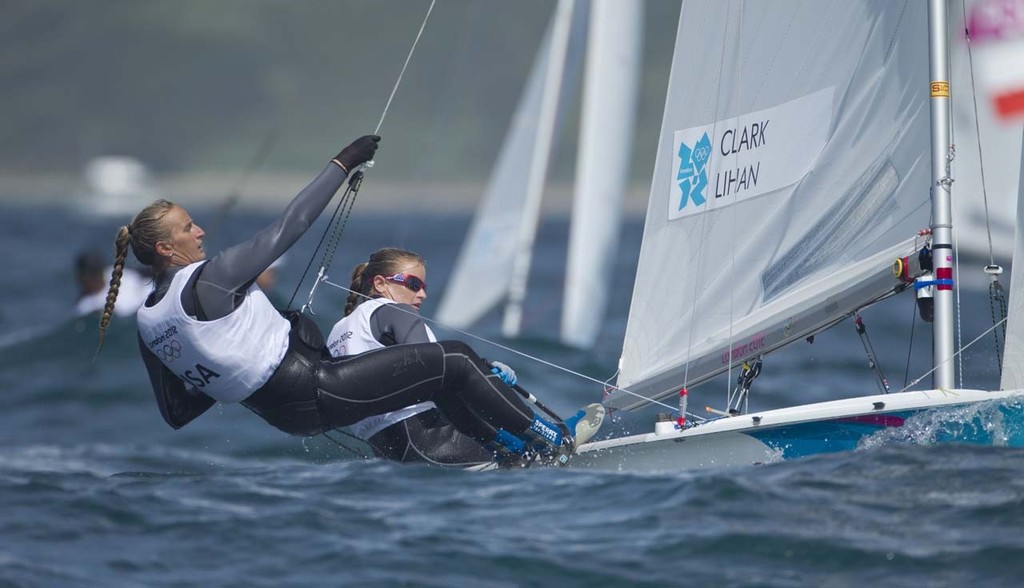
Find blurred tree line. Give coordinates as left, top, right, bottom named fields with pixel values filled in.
left=1, top=0, right=678, bottom=181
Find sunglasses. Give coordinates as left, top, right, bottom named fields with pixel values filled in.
left=384, top=273, right=427, bottom=293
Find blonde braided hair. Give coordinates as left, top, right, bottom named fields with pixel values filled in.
left=96, top=199, right=176, bottom=355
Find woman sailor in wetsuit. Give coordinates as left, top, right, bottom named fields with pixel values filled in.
left=97, top=135, right=577, bottom=465
left=327, top=248, right=605, bottom=466
left=327, top=248, right=495, bottom=466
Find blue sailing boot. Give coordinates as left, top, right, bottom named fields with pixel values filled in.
left=521, top=414, right=574, bottom=467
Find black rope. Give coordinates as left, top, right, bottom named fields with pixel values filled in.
left=319, top=171, right=364, bottom=278
left=286, top=171, right=365, bottom=311
left=903, top=296, right=917, bottom=389
left=990, top=278, right=1008, bottom=377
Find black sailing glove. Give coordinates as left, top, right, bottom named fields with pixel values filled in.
left=333, top=135, right=381, bottom=173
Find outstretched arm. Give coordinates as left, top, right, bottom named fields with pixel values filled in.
left=189, top=136, right=380, bottom=320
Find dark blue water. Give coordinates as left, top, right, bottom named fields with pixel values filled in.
left=2, top=201, right=1022, bottom=587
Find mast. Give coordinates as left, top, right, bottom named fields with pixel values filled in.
left=502, top=0, right=576, bottom=337
left=928, top=0, right=956, bottom=389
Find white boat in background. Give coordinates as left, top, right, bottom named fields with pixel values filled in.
left=568, top=0, right=1024, bottom=473
left=436, top=0, right=642, bottom=349
left=79, top=156, right=162, bottom=217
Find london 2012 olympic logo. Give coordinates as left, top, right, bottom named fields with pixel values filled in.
left=158, top=340, right=182, bottom=362
left=676, top=132, right=712, bottom=210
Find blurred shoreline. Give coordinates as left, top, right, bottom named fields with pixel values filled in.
left=0, top=171, right=651, bottom=216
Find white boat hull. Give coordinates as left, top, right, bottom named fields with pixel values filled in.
left=570, top=389, right=1024, bottom=472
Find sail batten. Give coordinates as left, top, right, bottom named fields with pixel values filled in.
left=607, top=0, right=933, bottom=411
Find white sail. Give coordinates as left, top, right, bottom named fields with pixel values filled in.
left=949, top=0, right=1024, bottom=262
left=502, top=0, right=582, bottom=337
left=607, top=1, right=934, bottom=410
left=560, top=0, right=643, bottom=349
left=436, top=1, right=587, bottom=329
left=991, top=0, right=1024, bottom=390
left=1000, top=126, right=1024, bottom=390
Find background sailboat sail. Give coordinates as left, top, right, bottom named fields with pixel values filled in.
left=988, top=0, right=1024, bottom=391
left=607, top=1, right=934, bottom=411
left=999, top=137, right=1024, bottom=390
left=438, top=0, right=643, bottom=347
left=561, top=0, right=643, bottom=349
left=954, top=0, right=1024, bottom=260
left=502, top=0, right=586, bottom=337
left=949, top=0, right=1024, bottom=262
left=435, top=0, right=587, bottom=329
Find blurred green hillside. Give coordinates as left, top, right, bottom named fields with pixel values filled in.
left=2, top=0, right=679, bottom=184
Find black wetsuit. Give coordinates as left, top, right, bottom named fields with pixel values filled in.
left=358, top=302, right=494, bottom=466
left=139, top=163, right=538, bottom=449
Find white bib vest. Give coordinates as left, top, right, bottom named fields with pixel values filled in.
left=326, top=298, right=437, bottom=439
left=137, top=262, right=290, bottom=403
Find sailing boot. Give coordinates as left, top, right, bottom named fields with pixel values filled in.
left=520, top=414, right=574, bottom=467
left=562, top=403, right=606, bottom=446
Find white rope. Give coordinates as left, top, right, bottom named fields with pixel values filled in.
left=374, top=0, right=436, bottom=135
left=898, top=315, right=1008, bottom=392
left=958, top=0, right=997, bottom=266
left=319, top=277, right=677, bottom=411
left=297, top=3, right=436, bottom=313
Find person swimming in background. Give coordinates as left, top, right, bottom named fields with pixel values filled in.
left=75, top=248, right=150, bottom=318
left=326, top=247, right=605, bottom=467
left=99, top=134, right=595, bottom=467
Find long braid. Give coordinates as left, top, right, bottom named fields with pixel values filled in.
left=344, top=263, right=369, bottom=316
left=94, top=199, right=175, bottom=357
left=96, top=225, right=131, bottom=355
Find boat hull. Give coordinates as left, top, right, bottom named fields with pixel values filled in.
left=570, top=389, right=1024, bottom=472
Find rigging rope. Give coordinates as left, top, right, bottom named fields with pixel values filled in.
left=989, top=271, right=1008, bottom=377
left=952, top=1, right=1006, bottom=379
left=898, top=315, right=1008, bottom=392
left=278, top=1, right=674, bottom=425
left=959, top=0, right=998, bottom=266
left=318, top=277, right=678, bottom=412
left=289, top=1, right=437, bottom=313
left=374, top=0, right=436, bottom=136
left=286, top=178, right=359, bottom=312
left=903, top=295, right=917, bottom=390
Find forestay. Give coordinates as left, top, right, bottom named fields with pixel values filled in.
left=607, top=1, right=934, bottom=410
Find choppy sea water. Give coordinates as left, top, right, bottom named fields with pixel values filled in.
left=2, top=202, right=1023, bottom=587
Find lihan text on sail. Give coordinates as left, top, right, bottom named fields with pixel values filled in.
left=714, top=119, right=767, bottom=199
left=715, top=163, right=761, bottom=198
